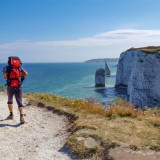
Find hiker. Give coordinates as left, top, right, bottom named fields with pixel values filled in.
left=3, top=57, right=28, bottom=124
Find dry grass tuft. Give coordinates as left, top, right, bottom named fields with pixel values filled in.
left=66, top=135, right=99, bottom=158
left=106, top=98, right=143, bottom=118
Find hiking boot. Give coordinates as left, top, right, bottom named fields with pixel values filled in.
left=9, top=113, right=13, bottom=119
left=20, top=115, right=25, bottom=124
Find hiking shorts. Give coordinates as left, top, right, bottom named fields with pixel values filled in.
left=7, top=86, right=23, bottom=107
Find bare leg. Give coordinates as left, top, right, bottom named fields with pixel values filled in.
left=19, top=107, right=23, bottom=115
left=19, top=107, right=25, bottom=124
left=8, top=104, right=13, bottom=119
left=7, top=87, right=14, bottom=119
left=8, top=104, right=13, bottom=113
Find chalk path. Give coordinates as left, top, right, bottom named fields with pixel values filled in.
left=0, top=92, right=74, bottom=160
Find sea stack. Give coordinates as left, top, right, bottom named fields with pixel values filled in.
left=115, top=46, right=160, bottom=108
left=95, top=68, right=105, bottom=87
left=105, top=60, right=111, bottom=75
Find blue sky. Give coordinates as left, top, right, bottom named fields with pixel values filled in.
left=0, top=0, right=160, bottom=62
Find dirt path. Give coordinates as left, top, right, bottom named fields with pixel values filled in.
left=0, top=92, right=74, bottom=160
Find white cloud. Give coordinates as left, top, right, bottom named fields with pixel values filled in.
left=95, top=29, right=160, bottom=38
left=1, top=29, right=160, bottom=49
left=0, top=29, right=160, bottom=62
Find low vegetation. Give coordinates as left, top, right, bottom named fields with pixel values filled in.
left=0, top=83, right=5, bottom=91
left=127, top=46, right=160, bottom=54
left=23, top=93, right=160, bottom=158
left=140, top=48, right=160, bottom=54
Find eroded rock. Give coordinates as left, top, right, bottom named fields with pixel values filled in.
left=77, top=137, right=99, bottom=149
left=116, top=48, right=160, bottom=108
left=105, top=61, right=111, bottom=75
left=95, top=68, right=105, bottom=87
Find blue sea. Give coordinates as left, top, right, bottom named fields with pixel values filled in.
left=0, top=61, right=127, bottom=104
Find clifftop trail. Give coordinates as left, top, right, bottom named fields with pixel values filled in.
left=1, top=91, right=160, bottom=160
left=0, top=92, right=73, bottom=160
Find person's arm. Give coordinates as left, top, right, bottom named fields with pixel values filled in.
left=3, top=72, right=7, bottom=79
left=21, top=67, right=28, bottom=77
left=3, top=66, right=7, bottom=79
left=23, top=70, right=28, bottom=77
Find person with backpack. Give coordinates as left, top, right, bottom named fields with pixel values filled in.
left=3, top=57, right=28, bottom=124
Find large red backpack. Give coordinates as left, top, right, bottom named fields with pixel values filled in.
left=7, top=56, right=22, bottom=87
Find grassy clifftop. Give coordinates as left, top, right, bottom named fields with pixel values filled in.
left=23, top=93, right=160, bottom=159
left=127, top=46, right=160, bottom=54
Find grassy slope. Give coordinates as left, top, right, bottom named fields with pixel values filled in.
left=23, top=93, right=160, bottom=158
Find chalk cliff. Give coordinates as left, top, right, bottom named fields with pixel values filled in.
left=105, top=61, right=111, bottom=75
left=115, top=47, right=160, bottom=108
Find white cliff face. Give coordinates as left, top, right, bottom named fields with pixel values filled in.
left=115, top=50, right=137, bottom=87
left=105, top=61, right=111, bottom=75
left=116, top=49, right=160, bottom=108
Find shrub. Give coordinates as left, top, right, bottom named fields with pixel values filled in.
left=106, top=98, right=143, bottom=117
left=140, top=48, right=160, bottom=54
left=0, top=83, right=5, bottom=91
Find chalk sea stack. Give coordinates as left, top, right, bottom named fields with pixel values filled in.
left=95, top=68, right=105, bottom=87
left=115, top=46, right=160, bottom=108
left=105, top=61, right=111, bottom=76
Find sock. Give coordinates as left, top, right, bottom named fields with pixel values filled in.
left=20, top=114, right=23, bottom=117
left=10, top=112, right=13, bottom=115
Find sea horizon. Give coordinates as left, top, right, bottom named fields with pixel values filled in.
left=0, top=59, right=128, bottom=105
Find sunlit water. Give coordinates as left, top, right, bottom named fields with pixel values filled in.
left=0, top=61, right=128, bottom=104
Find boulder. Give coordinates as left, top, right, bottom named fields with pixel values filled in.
left=95, top=68, right=105, bottom=87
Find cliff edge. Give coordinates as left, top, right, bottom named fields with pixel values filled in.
left=115, top=46, right=160, bottom=108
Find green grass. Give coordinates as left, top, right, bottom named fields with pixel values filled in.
left=127, top=46, right=160, bottom=54
left=140, top=48, right=160, bottom=54
left=127, top=47, right=139, bottom=51
left=23, top=93, right=160, bottom=158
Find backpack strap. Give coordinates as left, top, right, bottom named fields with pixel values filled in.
left=6, top=66, right=12, bottom=86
